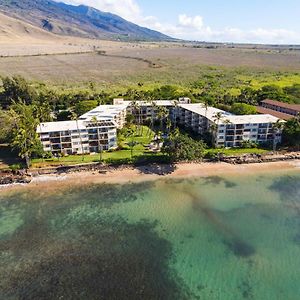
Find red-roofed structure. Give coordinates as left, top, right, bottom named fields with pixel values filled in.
left=261, top=99, right=300, bottom=117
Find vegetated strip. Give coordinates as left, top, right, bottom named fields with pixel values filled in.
left=0, top=51, right=95, bottom=59
left=96, top=51, right=162, bottom=68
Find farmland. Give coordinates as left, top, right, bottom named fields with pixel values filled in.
left=1, top=40, right=300, bottom=95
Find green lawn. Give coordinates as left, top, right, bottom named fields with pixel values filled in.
left=31, top=125, right=159, bottom=168
left=205, top=147, right=269, bottom=156
left=1, top=126, right=271, bottom=169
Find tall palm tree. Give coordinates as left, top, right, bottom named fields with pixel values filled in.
left=91, top=116, right=102, bottom=162
left=125, top=127, right=137, bottom=159
left=213, top=112, right=224, bottom=126
left=71, top=112, right=85, bottom=161
left=272, top=119, right=284, bottom=151
left=211, top=112, right=224, bottom=147
left=131, top=101, right=141, bottom=135
left=166, top=117, right=172, bottom=135
left=172, top=100, right=179, bottom=129
left=158, top=106, right=168, bottom=133
left=209, top=124, right=218, bottom=147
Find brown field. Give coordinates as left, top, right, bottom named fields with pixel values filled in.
left=1, top=11, right=300, bottom=89
left=1, top=46, right=300, bottom=89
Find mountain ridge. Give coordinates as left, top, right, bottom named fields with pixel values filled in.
left=0, top=0, right=173, bottom=41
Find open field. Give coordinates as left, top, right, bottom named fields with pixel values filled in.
left=1, top=10, right=300, bottom=95
left=1, top=42, right=300, bottom=93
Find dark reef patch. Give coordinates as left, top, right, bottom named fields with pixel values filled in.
left=201, top=176, right=237, bottom=189
left=0, top=182, right=193, bottom=300
left=0, top=216, right=192, bottom=300
left=269, top=175, right=300, bottom=204
left=223, top=238, right=256, bottom=258
left=293, top=233, right=300, bottom=246
left=238, top=279, right=254, bottom=299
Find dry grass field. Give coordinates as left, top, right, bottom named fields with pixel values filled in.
left=1, top=11, right=300, bottom=90
left=1, top=46, right=300, bottom=89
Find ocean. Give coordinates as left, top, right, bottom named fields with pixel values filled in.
left=0, top=169, right=300, bottom=299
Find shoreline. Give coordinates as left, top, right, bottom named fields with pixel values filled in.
left=1, top=160, right=299, bottom=194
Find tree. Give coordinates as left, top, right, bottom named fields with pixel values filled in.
left=124, top=127, right=137, bottom=159
left=238, top=87, right=258, bottom=105
left=162, top=133, right=206, bottom=162
left=272, top=120, right=284, bottom=151
left=157, top=106, right=168, bottom=132
left=71, top=112, right=85, bottom=161
left=7, top=102, right=43, bottom=168
left=0, top=76, right=38, bottom=107
left=282, top=115, right=300, bottom=150
left=257, top=85, right=289, bottom=103
left=172, top=100, right=179, bottom=129
left=74, top=100, right=98, bottom=116
left=230, top=103, right=257, bottom=115
left=91, top=116, right=103, bottom=161
left=57, top=110, right=72, bottom=121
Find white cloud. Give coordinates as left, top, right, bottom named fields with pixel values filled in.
left=146, top=14, right=300, bottom=44
left=57, top=0, right=142, bottom=22
left=54, top=1, right=300, bottom=44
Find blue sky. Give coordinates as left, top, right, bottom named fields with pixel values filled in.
left=61, top=0, right=300, bottom=44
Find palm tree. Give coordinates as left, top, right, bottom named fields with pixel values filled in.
left=91, top=116, right=102, bottom=162
left=272, top=119, right=284, bottom=151
left=209, top=123, right=218, bottom=147
left=213, top=112, right=224, bottom=126
left=211, top=111, right=223, bottom=147
left=157, top=106, right=168, bottom=133
left=131, top=101, right=141, bottom=135
left=172, top=100, right=179, bottom=129
left=125, top=127, right=137, bottom=159
left=166, top=117, right=172, bottom=135
left=71, top=112, right=85, bottom=161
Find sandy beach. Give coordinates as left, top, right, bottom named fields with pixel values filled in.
left=1, top=160, right=299, bottom=195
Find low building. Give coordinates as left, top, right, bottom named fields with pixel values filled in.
left=37, top=98, right=284, bottom=154
left=261, top=99, right=300, bottom=117
left=178, top=103, right=283, bottom=147
left=37, top=119, right=117, bottom=155
left=80, top=104, right=128, bottom=128
left=256, top=106, right=294, bottom=121
left=113, top=98, right=191, bottom=123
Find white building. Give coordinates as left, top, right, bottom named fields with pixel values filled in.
left=37, top=98, right=284, bottom=154
left=178, top=103, right=283, bottom=147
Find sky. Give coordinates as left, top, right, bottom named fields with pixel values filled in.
left=59, top=0, right=300, bottom=44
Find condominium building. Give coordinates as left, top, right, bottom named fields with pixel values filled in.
left=261, top=99, right=300, bottom=117
left=178, top=103, right=283, bottom=147
left=37, top=98, right=284, bottom=154
left=114, top=97, right=191, bottom=123
left=37, top=119, right=118, bottom=155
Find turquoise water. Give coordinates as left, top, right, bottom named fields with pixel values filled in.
left=0, top=170, right=300, bottom=299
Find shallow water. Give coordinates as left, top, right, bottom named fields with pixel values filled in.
left=0, top=170, right=300, bottom=299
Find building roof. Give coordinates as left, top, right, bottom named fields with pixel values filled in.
left=37, top=119, right=116, bottom=133
left=256, top=106, right=294, bottom=120
left=261, top=99, right=300, bottom=112
left=80, top=104, right=128, bottom=121
left=124, top=100, right=176, bottom=107
left=37, top=120, right=86, bottom=133
left=179, top=103, right=232, bottom=122
left=223, top=114, right=281, bottom=125
left=179, top=103, right=282, bottom=124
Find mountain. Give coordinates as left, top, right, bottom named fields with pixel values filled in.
left=0, top=0, right=173, bottom=41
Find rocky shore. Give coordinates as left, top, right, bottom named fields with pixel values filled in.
left=0, top=152, right=299, bottom=186
left=220, top=151, right=300, bottom=164
left=0, top=170, right=32, bottom=185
